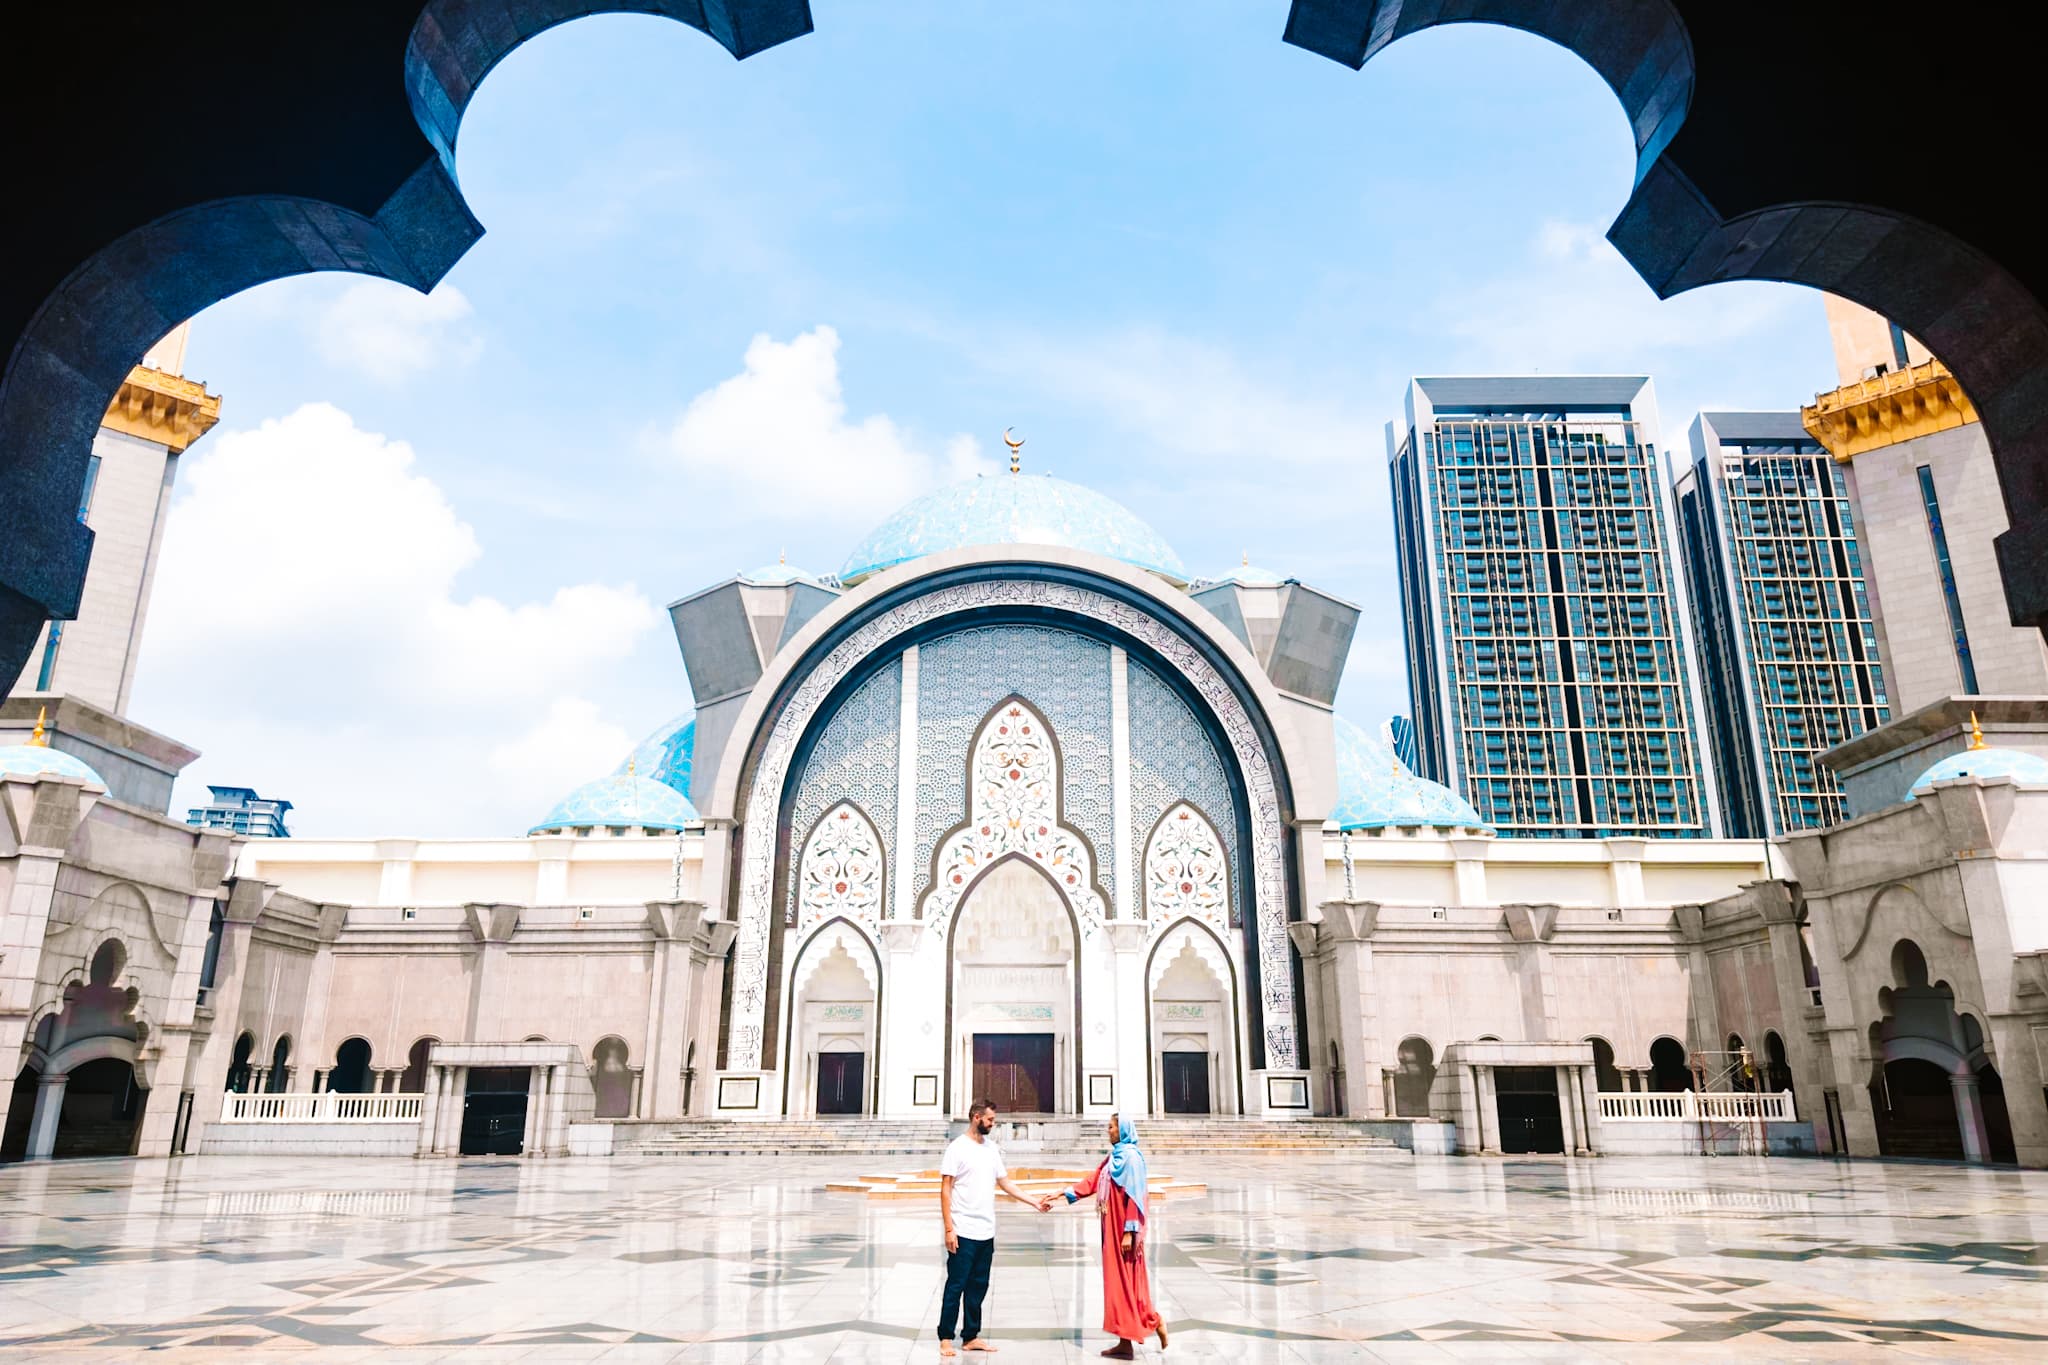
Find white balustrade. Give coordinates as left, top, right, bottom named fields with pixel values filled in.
left=220, top=1091, right=423, bottom=1123
left=1597, top=1091, right=1794, bottom=1123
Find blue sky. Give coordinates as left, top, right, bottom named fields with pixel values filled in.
left=132, top=6, right=1835, bottom=836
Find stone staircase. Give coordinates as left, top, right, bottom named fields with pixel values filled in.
left=1131, top=1117, right=1404, bottom=1155
left=608, top=1115, right=1405, bottom=1158
left=615, top=1118, right=954, bottom=1157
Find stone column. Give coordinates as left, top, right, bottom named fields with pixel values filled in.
left=642, top=900, right=707, bottom=1118
left=1106, top=922, right=1150, bottom=1115
left=1951, top=1072, right=1990, bottom=1163
left=417, top=1064, right=442, bottom=1157
left=1985, top=1008, right=2048, bottom=1167
left=0, top=777, right=95, bottom=1149
left=1555, top=1066, right=1579, bottom=1155
left=1313, top=902, right=1384, bottom=1119
left=1475, top=1066, right=1500, bottom=1154
left=25, top=1071, right=69, bottom=1160
left=440, top=1067, right=467, bottom=1154
left=249, top=1066, right=269, bottom=1094
left=877, top=922, right=924, bottom=1116
left=528, top=1072, right=552, bottom=1162
left=629, top=1067, right=644, bottom=1119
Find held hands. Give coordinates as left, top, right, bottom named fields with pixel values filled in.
left=1034, top=1196, right=1054, bottom=1213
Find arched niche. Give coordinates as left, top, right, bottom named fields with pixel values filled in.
left=1146, top=921, right=1241, bottom=1115
left=946, top=855, right=1079, bottom=1116
left=782, top=919, right=881, bottom=1117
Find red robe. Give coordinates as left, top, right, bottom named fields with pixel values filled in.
left=1067, top=1159, right=1162, bottom=1341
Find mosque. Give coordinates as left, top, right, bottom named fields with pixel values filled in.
left=4, top=451, right=2044, bottom=1167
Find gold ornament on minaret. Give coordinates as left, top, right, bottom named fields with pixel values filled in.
left=1004, top=427, right=1024, bottom=475
left=1968, top=711, right=1987, bottom=750
left=28, top=705, right=49, bottom=747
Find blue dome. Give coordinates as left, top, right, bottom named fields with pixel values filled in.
left=531, top=771, right=697, bottom=834
left=839, top=472, right=1187, bottom=583
left=742, top=560, right=823, bottom=586
left=1327, top=715, right=1487, bottom=832
left=1912, top=745, right=2048, bottom=792
left=0, top=743, right=105, bottom=788
left=1190, top=561, right=1287, bottom=591
left=617, top=714, right=695, bottom=799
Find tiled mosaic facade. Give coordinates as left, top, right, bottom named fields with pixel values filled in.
left=912, top=626, right=1114, bottom=908
left=920, top=697, right=1106, bottom=931
left=782, top=661, right=901, bottom=927
left=1127, top=659, right=1239, bottom=924
left=1144, top=801, right=1230, bottom=939
left=733, top=579, right=1297, bottom=1072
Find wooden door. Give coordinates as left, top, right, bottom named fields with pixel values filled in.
left=972, top=1034, right=1056, bottom=1113
left=1162, top=1051, right=1211, bottom=1114
left=816, top=1052, right=865, bottom=1115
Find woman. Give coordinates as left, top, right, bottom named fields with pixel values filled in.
left=1053, top=1115, right=1168, bottom=1358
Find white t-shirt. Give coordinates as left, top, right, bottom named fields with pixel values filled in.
left=941, top=1133, right=1007, bottom=1241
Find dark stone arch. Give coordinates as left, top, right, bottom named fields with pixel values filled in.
left=1286, top=0, right=2048, bottom=634
left=0, top=2, right=814, bottom=690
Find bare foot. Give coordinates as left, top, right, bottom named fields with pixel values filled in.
left=962, top=1340, right=998, bottom=1353
left=1101, top=1344, right=1135, bottom=1361
left=1156, top=1320, right=1170, bottom=1349
left=939, top=1342, right=957, bottom=1357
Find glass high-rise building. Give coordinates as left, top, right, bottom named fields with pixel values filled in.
left=1389, top=377, right=1717, bottom=838
left=1674, top=412, right=1890, bottom=836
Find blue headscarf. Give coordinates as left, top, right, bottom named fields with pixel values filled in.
left=1105, top=1117, right=1147, bottom=1221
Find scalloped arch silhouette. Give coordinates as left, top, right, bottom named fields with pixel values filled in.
left=7, top=2, right=2048, bottom=697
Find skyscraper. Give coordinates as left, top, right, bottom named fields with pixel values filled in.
left=1674, top=412, right=1890, bottom=837
left=1389, top=377, right=1717, bottom=838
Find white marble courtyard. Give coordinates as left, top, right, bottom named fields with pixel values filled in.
left=0, top=1151, right=2042, bottom=1362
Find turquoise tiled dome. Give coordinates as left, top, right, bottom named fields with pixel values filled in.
left=1328, top=715, right=1487, bottom=832
left=742, top=561, right=822, bottom=586
left=617, top=714, right=695, bottom=798
left=839, top=472, right=1187, bottom=583
left=530, top=771, right=696, bottom=834
left=1912, top=745, right=2048, bottom=791
left=0, top=743, right=105, bottom=787
left=1190, top=561, right=1287, bottom=591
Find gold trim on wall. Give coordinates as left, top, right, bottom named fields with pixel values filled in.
left=1801, top=358, right=1977, bottom=462
left=100, top=365, right=222, bottom=455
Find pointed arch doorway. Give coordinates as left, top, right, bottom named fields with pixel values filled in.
left=947, top=856, right=1079, bottom=1115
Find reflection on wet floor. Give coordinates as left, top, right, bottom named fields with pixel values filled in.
left=0, top=1151, right=2043, bottom=1361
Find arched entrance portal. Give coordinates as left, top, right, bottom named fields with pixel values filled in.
left=949, top=857, right=1077, bottom=1115
left=786, top=922, right=880, bottom=1117
left=1147, top=923, right=1239, bottom=1115
left=3, top=940, right=149, bottom=1163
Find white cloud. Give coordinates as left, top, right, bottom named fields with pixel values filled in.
left=487, top=698, right=634, bottom=809
left=991, top=324, right=1378, bottom=470
left=134, top=403, right=659, bottom=835
left=1438, top=220, right=1798, bottom=369
left=314, top=281, right=482, bottom=383
left=661, top=325, right=991, bottom=521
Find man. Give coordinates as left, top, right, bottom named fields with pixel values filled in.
left=938, top=1099, right=1043, bottom=1356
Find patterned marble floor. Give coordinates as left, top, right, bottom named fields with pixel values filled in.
left=0, top=1150, right=2042, bottom=1362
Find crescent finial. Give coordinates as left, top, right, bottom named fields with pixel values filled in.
left=1003, top=427, right=1024, bottom=474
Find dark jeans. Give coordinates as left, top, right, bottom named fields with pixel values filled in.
left=937, top=1235, right=995, bottom=1341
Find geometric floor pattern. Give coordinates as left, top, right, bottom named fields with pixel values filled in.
left=1, top=1150, right=2043, bottom=1361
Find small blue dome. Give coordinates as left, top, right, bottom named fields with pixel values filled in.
left=742, top=560, right=823, bottom=586
left=1912, top=745, right=2048, bottom=792
left=531, top=772, right=697, bottom=834
left=1328, top=715, right=1487, bottom=832
left=840, top=472, right=1186, bottom=583
left=1190, top=561, right=1287, bottom=591
left=0, top=743, right=105, bottom=788
left=618, top=714, right=695, bottom=799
